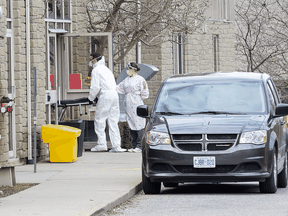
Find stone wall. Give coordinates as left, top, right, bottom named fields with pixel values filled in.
left=185, top=20, right=236, bottom=73
left=29, top=0, right=47, bottom=160
left=139, top=20, right=236, bottom=112
left=0, top=0, right=236, bottom=167
left=0, top=0, right=8, bottom=166
left=13, top=0, right=26, bottom=160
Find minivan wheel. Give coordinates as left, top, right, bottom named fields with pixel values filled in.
left=278, top=152, right=288, bottom=188
left=163, top=182, right=179, bottom=187
left=142, top=166, right=161, bottom=194
left=259, top=148, right=277, bottom=193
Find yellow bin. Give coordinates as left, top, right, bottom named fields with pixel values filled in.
left=42, top=124, right=81, bottom=163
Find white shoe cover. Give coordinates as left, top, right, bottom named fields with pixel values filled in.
left=109, top=147, right=127, bottom=153
left=91, top=145, right=107, bottom=152
left=132, top=148, right=142, bottom=153
left=127, top=148, right=134, bottom=153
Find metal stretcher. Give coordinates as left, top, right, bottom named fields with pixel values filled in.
left=56, top=97, right=97, bottom=121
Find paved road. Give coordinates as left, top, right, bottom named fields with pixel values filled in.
left=102, top=182, right=288, bottom=216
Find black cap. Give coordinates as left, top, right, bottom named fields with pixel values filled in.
left=90, top=52, right=102, bottom=61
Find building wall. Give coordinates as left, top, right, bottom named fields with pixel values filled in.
left=185, top=20, right=236, bottom=73
left=0, top=0, right=8, bottom=166
left=140, top=20, right=236, bottom=113
left=0, top=0, right=236, bottom=168
left=13, top=0, right=27, bottom=160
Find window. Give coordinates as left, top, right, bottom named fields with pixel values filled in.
left=268, top=80, right=280, bottom=104
left=172, top=34, right=183, bottom=75
left=211, top=0, right=232, bottom=21
left=6, top=0, right=12, bottom=29
left=212, top=35, right=219, bottom=72
left=155, top=81, right=266, bottom=114
left=46, top=0, right=71, bottom=20
left=223, top=0, right=231, bottom=20
left=267, top=83, right=276, bottom=113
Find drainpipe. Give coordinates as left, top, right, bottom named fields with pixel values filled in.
left=26, top=0, right=32, bottom=164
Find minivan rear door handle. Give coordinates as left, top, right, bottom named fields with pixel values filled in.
left=280, top=120, right=286, bottom=125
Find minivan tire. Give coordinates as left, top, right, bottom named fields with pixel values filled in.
left=277, top=152, right=288, bottom=188
left=142, top=166, right=161, bottom=194
left=259, top=148, right=277, bottom=193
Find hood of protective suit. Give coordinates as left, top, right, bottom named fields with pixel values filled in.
left=88, top=56, right=117, bottom=101
left=93, top=56, right=105, bottom=68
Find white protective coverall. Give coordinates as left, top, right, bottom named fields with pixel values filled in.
left=88, top=56, right=121, bottom=149
left=116, top=75, right=149, bottom=130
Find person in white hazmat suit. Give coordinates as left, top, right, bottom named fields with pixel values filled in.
left=88, top=53, right=126, bottom=152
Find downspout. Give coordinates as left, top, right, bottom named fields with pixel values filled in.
left=26, top=0, right=32, bottom=163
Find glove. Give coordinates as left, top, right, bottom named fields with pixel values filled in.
left=88, top=97, right=98, bottom=104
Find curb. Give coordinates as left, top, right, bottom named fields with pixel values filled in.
left=91, top=182, right=143, bottom=216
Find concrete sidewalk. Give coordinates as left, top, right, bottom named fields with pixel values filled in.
left=0, top=152, right=142, bottom=216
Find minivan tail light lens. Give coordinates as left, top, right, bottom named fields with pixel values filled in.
left=239, top=130, right=267, bottom=144
left=147, top=131, right=171, bottom=145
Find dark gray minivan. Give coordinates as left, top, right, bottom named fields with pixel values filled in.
left=137, top=72, right=288, bottom=194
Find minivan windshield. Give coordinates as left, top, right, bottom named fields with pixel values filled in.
left=154, top=80, right=266, bottom=115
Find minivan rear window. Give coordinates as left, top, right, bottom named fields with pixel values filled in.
left=154, top=81, right=266, bottom=114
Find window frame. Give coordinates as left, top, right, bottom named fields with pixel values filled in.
left=212, top=35, right=219, bottom=72
left=172, top=33, right=184, bottom=75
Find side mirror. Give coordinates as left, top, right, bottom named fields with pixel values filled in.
left=275, top=103, right=288, bottom=116
left=137, top=105, right=149, bottom=118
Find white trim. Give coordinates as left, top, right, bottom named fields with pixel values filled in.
left=63, top=32, right=113, bottom=37
left=49, top=28, right=67, bottom=34
left=6, top=29, right=12, bottom=37
left=206, top=18, right=235, bottom=23
left=172, top=34, right=183, bottom=75
left=26, top=0, right=32, bottom=161
left=67, top=89, right=90, bottom=93
left=44, top=18, right=72, bottom=23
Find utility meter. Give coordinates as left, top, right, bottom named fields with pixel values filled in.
left=7, top=106, right=13, bottom=113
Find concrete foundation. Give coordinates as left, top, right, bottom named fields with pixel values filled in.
left=0, top=167, right=16, bottom=186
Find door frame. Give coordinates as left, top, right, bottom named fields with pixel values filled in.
left=46, top=33, right=59, bottom=124
left=46, top=32, right=113, bottom=123
left=62, top=32, right=113, bottom=100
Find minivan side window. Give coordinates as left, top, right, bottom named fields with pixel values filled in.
left=267, top=80, right=280, bottom=104
left=267, top=83, right=276, bottom=110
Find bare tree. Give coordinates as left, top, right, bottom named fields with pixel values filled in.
left=86, top=0, right=209, bottom=63
left=236, top=0, right=288, bottom=101
left=235, top=0, right=286, bottom=72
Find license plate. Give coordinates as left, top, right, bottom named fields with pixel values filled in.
left=193, top=156, right=216, bottom=168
